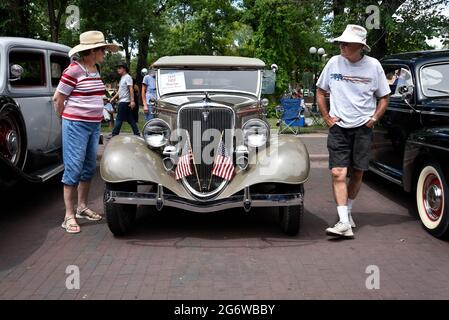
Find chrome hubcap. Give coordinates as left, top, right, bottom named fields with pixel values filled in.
left=6, top=130, right=18, bottom=162
left=423, top=174, right=443, bottom=221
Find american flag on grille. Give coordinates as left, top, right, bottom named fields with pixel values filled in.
left=175, top=138, right=193, bottom=180
left=211, top=138, right=234, bottom=181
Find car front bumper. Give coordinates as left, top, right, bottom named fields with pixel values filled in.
left=104, top=185, right=304, bottom=213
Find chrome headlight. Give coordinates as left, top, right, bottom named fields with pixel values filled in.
left=143, top=119, right=171, bottom=148
left=242, top=119, right=270, bottom=148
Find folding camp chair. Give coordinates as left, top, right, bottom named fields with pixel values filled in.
left=309, top=103, right=326, bottom=126
left=276, top=98, right=304, bottom=135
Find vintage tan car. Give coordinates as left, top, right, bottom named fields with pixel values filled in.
left=101, top=56, right=310, bottom=236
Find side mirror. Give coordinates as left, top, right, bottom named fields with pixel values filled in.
left=9, top=64, right=24, bottom=81
left=262, top=70, right=276, bottom=95
left=398, top=84, right=414, bottom=101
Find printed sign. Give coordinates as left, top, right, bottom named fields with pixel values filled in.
left=159, top=72, right=186, bottom=95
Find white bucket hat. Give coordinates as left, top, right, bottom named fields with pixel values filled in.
left=332, top=24, right=371, bottom=52
left=69, top=31, right=120, bottom=57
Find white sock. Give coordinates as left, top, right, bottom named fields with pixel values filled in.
left=337, top=206, right=349, bottom=224
left=347, top=198, right=354, bottom=216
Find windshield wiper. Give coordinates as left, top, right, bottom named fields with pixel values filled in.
left=428, top=88, right=449, bottom=94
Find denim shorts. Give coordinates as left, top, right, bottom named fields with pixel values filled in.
left=327, top=124, right=373, bottom=171
left=62, top=119, right=100, bottom=186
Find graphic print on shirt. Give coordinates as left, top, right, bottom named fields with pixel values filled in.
left=330, top=73, right=372, bottom=84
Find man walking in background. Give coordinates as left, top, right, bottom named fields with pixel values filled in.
left=110, top=62, right=140, bottom=136
left=316, top=24, right=390, bottom=238
left=141, top=65, right=157, bottom=121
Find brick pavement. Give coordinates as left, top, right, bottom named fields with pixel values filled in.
left=1, top=134, right=449, bottom=300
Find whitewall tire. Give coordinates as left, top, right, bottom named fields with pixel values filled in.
left=416, top=163, right=449, bottom=238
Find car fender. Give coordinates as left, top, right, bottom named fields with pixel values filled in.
left=403, top=127, right=449, bottom=192
left=0, top=96, right=32, bottom=189
left=100, top=135, right=195, bottom=200
left=100, top=134, right=310, bottom=200
left=218, top=134, right=310, bottom=199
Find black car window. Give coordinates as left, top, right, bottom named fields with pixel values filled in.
left=9, top=51, right=46, bottom=87
left=50, top=54, right=70, bottom=87
left=421, top=63, right=449, bottom=97
left=384, top=67, right=413, bottom=98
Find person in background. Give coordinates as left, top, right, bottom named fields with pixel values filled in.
left=53, top=30, right=118, bottom=233
left=141, top=66, right=157, bottom=121
left=110, top=62, right=140, bottom=136
left=102, top=95, right=115, bottom=128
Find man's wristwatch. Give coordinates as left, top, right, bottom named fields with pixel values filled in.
left=370, top=116, right=377, bottom=122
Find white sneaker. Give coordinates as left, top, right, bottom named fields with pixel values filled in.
left=326, top=221, right=354, bottom=238
left=334, top=215, right=356, bottom=228
left=349, top=214, right=356, bottom=228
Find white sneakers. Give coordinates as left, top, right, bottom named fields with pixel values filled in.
left=349, top=214, right=356, bottom=228
left=326, top=221, right=354, bottom=238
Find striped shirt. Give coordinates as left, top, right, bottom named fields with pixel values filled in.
left=56, top=61, right=105, bottom=122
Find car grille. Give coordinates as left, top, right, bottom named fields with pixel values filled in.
left=178, top=106, right=234, bottom=197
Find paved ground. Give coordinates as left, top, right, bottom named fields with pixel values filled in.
left=1, top=134, right=449, bottom=300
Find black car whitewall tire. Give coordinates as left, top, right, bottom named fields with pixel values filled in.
left=104, top=182, right=137, bottom=236
left=416, top=163, right=449, bottom=238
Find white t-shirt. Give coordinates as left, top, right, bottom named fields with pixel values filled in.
left=118, top=74, right=133, bottom=103
left=316, top=55, right=391, bottom=128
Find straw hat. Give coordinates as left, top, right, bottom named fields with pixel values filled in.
left=69, top=31, right=120, bottom=57
left=332, top=24, right=371, bottom=52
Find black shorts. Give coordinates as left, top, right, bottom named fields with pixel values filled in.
left=327, top=124, right=373, bottom=171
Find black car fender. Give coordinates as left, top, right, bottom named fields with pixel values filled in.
left=403, top=128, right=449, bottom=193
left=0, top=95, right=30, bottom=188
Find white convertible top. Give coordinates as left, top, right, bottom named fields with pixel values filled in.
left=153, top=55, right=266, bottom=68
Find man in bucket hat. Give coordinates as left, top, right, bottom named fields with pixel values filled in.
left=316, top=24, right=391, bottom=238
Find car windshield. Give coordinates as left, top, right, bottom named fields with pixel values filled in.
left=158, top=69, right=259, bottom=96
left=421, top=63, right=449, bottom=97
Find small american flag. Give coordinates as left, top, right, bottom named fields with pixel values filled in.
left=175, top=138, right=193, bottom=180
left=212, top=139, right=234, bottom=181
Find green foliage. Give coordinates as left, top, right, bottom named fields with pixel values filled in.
left=2, top=0, right=449, bottom=95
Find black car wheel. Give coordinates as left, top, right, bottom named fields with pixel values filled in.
left=0, top=103, right=26, bottom=169
left=279, top=184, right=304, bottom=236
left=104, top=182, right=137, bottom=236
left=279, top=204, right=303, bottom=236
left=416, top=162, right=449, bottom=238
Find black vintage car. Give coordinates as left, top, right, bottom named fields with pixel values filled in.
left=370, top=50, right=449, bottom=238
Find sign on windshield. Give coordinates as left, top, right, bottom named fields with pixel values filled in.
left=158, top=69, right=259, bottom=96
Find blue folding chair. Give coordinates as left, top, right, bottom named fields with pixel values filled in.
left=276, top=98, right=304, bottom=135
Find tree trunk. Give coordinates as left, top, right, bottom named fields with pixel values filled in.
left=47, top=0, right=57, bottom=42
left=136, top=34, right=149, bottom=86
left=123, top=36, right=131, bottom=67
left=370, top=28, right=387, bottom=59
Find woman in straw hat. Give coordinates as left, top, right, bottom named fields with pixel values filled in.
left=53, top=31, right=119, bottom=233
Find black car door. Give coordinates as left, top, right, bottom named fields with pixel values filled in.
left=370, top=64, right=420, bottom=182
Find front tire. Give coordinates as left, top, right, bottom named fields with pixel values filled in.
left=104, top=182, right=137, bottom=236
left=279, top=205, right=303, bottom=236
left=416, top=162, right=449, bottom=238
left=279, top=184, right=304, bottom=236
